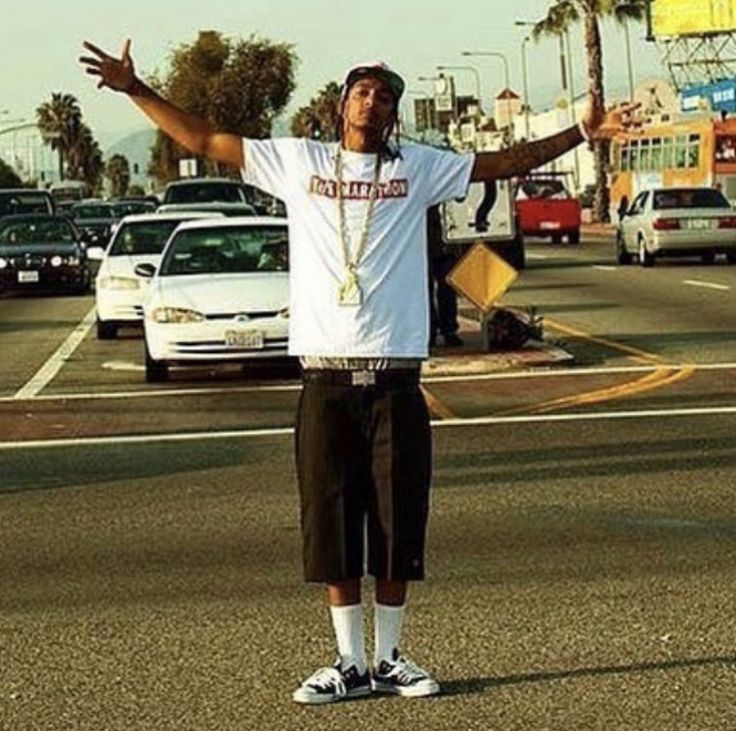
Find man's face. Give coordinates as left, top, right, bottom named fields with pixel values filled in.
left=343, top=76, right=396, bottom=135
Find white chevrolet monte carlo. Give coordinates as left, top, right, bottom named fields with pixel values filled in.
left=95, top=211, right=223, bottom=339
left=139, top=216, right=290, bottom=383
left=617, top=186, right=736, bottom=267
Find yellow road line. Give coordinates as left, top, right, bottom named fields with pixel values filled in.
left=420, top=384, right=457, bottom=420
left=545, top=317, right=663, bottom=365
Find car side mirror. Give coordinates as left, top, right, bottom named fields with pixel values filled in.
left=134, top=263, right=156, bottom=278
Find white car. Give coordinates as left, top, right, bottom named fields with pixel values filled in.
left=95, top=211, right=222, bottom=339
left=617, top=186, right=736, bottom=267
left=139, top=217, right=290, bottom=382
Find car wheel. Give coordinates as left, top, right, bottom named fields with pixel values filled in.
left=616, top=232, right=632, bottom=265
left=638, top=236, right=654, bottom=268
left=96, top=318, right=117, bottom=340
left=551, top=233, right=562, bottom=245
left=144, top=341, right=169, bottom=383
left=701, top=251, right=716, bottom=264
left=568, top=230, right=581, bottom=245
left=727, top=251, right=736, bottom=264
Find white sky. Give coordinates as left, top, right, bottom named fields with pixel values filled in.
left=3, top=0, right=666, bottom=143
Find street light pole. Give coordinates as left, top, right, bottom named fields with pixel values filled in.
left=624, top=19, right=635, bottom=100
left=521, top=37, right=531, bottom=140
left=436, top=65, right=482, bottom=112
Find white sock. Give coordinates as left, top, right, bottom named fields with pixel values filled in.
left=329, top=604, right=366, bottom=674
left=374, top=602, right=405, bottom=666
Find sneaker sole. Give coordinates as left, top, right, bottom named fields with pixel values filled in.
left=292, top=687, right=371, bottom=705
left=371, top=680, right=441, bottom=697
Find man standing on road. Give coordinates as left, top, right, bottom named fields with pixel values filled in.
left=80, top=39, right=634, bottom=705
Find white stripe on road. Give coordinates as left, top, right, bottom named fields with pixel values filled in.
left=4, top=403, right=736, bottom=450
left=593, top=265, right=617, bottom=272
left=13, top=306, right=96, bottom=400
left=683, top=279, right=730, bottom=292
left=526, top=253, right=550, bottom=260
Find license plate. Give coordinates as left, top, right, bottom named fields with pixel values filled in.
left=224, top=330, right=264, bottom=349
left=540, top=221, right=561, bottom=230
left=686, top=218, right=714, bottom=230
left=17, top=270, right=39, bottom=283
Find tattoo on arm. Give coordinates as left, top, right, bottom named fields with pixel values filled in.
left=471, top=125, right=585, bottom=182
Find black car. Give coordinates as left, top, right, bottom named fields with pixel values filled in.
left=0, top=214, right=90, bottom=293
left=70, top=200, right=117, bottom=247
left=109, top=197, right=159, bottom=217
left=0, top=189, right=55, bottom=218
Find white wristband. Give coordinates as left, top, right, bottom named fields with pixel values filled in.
left=578, top=121, right=592, bottom=142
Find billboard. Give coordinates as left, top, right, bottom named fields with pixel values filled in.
left=650, top=0, right=736, bottom=38
left=681, top=78, right=736, bottom=113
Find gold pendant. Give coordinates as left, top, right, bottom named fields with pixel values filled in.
left=337, top=273, right=362, bottom=306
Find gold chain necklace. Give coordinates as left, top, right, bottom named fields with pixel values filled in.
left=334, top=145, right=382, bottom=307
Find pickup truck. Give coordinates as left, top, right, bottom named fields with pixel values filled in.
left=515, top=176, right=582, bottom=245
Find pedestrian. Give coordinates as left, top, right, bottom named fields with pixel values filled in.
left=80, top=39, right=636, bottom=705
left=427, top=205, right=462, bottom=347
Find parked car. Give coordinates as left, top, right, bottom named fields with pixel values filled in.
left=0, top=214, right=90, bottom=293
left=0, top=189, right=55, bottom=218
left=95, top=211, right=224, bottom=339
left=515, top=174, right=582, bottom=245
left=162, top=177, right=250, bottom=206
left=138, top=217, right=290, bottom=382
left=70, top=199, right=117, bottom=248
left=617, top=186, right=736, bottom=267
left=156, top=201, right=257, bottom=217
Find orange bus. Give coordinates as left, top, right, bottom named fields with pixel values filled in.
left=610, top=113, right=736, bottom=219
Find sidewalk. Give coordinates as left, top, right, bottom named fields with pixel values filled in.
left=581, top=221, right=616, bottom=238
left=423, top=313, right=573, bottom=377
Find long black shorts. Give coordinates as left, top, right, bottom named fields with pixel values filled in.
left=294, top=369, right=432, bottom=583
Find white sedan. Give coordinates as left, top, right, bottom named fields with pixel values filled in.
left=95, top=211, right=222, bottom=339
left=617, top=186, right=736, bottom=267
left=139, top=217, right=290, bottom=382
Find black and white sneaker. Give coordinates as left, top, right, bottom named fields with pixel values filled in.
left=292, top=659, right=371, bottom=705
left=371, top=649, right=441, bottom=697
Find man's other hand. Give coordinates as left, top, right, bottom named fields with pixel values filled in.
left=79, top=39, right=136, bottom=92
left=581, top=100, right=642, bottom=142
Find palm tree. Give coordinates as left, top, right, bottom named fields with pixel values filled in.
left=36, top=93, right=83, bottom=181
left=534, top=0, right=647, bottom=222
left=291, top=82, right=341, bottom=141
left=68, top=123, right=104, bottom=193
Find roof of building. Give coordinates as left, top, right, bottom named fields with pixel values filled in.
left=496, top=88, right=521, bottom=100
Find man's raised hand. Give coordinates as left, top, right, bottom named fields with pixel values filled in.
left=79, top=39, right=136, bottom=92
left=581, top=100, right=643, bottom=142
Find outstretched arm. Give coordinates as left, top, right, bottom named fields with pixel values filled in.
left=470, top=101, right=638, bottom=182
left=79, top=39, right=243, bottom=170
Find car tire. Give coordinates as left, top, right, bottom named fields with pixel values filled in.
left=701, top=251, right=716, bottom=264
left=616, top=232, right=632, bottom=265
left=727, top=251, right=736, bottom=264
left=551, top=233, right=563, bottom=245
left=638, top=236, right=654, bottom=268
left=144, top=341, right=169, bottom=383
left=568, top=230, right=581, bottom=245
left=96, top=318, right=117, bottom=340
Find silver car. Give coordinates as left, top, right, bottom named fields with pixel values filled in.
left=616, top=187, right=736, bottom=267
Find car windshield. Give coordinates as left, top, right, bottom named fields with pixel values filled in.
left=0, top=193, right=53, bottom=216
left=653, top=189, right=730, bottom=210
left=0, top=218, right=76, bottom=244
left=166, top=183, right=245, bottom=204
left=160, top=226, right=289, bottom=276
left=517, top=179, right=569, bottom=199
left=111, top=201, right=157, bottom=217
left=109, top=221, right=182, bottom=256
left=71, top=204, right=115, bottom=220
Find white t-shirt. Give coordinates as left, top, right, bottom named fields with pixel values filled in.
left=240, top=138, right=474, bottom=358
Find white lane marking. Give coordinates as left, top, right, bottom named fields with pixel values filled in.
left=3, top=404, right=736, bottom=450
left=593, top=265, right=617, bottom=272
left=13, top=307, right=96, bottom=400
left=526, top=253, right=550, bottom=260
left=102, top=361, right=145, bottom=372
left=683, top=279, right=730, bottom=292
left=7, top=361, right=736, bottom=403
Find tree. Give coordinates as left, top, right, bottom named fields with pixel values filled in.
left=533, top=0, right=647, bottom=222
left=105, top=154, right=131, bottom=197
left=291, top=82, right=341, bottom=141
left=0, top=157, right=23, bottom=188
left=149, top=30, right=297, bottom=185
left=36, top=92, right=83, bottom=181
left=67, top=123, right=104, bottom=193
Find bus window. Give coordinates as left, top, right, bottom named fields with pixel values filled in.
left=675, top=135, right=688, bottom=169
left=629, top=139, right=640, bottom=171
left=640, top=139, right=651, bottom=170
left=621, top=144, right=630, bottom=172
left=612, top=142, right=622, bottom=172
left=662, top=137, right=674, bottom=169
left=651, top=138, right=663, bottom=170
left=687, top=134, right=701, bottom=168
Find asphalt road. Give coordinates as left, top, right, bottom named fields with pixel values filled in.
left=1, top=236, right=735, bottom=730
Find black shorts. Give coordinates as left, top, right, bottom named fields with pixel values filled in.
left=294, top=369, right=432, bottom=583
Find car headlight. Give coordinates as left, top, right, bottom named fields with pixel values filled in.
left=0, top=257, right=7, bottom=269
left=150, top=307, right=205, bottom=323
left=98, top=276, right=139, bottom=290
left=50, top=255, right=63, bottom=267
